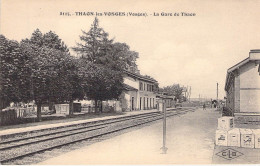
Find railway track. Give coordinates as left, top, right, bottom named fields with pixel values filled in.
left=0, top=107, right=196, bottom=164
left=0, top=111, right=162, bottom=140
left=0, top=111, right=161, bottom=145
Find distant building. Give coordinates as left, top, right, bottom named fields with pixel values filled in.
left=225, top=49, right=260, bottom=123
left=156, top=92, right=176, bottom=108
left=119, top=70, right=158, bottom=111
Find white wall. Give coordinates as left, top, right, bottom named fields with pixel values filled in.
left=240, top=62, right=260, bottom=89
left=124, top=76, right=139, bottom=89
left=240, top=90, right=260, bottom=112
left=240, top=62, right=260, bottom=113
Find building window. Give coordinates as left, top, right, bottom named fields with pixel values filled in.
left=139, top=82, right=143, bottom=91
left=144, top=83, right=146, bottom=91
left=150, top=98, right=152, bottom=108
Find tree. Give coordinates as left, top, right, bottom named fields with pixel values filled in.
left=42, top=31, right=84, bottom=115
left=106, top=42, right=139, bottom=72
left=78, top=60, right=123, bottom=112
left=162, top=84, right=184, bottom=101
left=63, top=57, right=85, bottom=115
left=73, top=18, right=139, bottom=73
left=43, top=31, right=70, bottom=53
left=0, top=35, right=18, bottom=109
left=73, top=17, right=113, bottom=63
left=42, top=31, right=83, bottom=114
left=73, top=18, right=130, bottom=112
left=20, top=29, right=76, bottom=121
left=0, top=35, right=31, bottom=110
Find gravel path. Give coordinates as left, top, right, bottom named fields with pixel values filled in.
left=38, top=108, right=219, bottom=165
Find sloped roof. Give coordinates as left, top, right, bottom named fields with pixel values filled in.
left=123, top=83, right=138, bottom=91
left=124, top=70, right=158, bottom=83
left=225, top=50, right=260, bottom=91
left=225, top=57, right=249, bottom=91
left=156, top=93, right=175, bottom=99
left=227, top=57, right=250, bottom=73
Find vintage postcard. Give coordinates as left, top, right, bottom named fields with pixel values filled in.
left=0, top=0, right=260, bottom=165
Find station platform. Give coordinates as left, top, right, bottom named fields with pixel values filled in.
left=38, top=108, right=219, bottom=165
left=0, top=108, right=177, bottom=137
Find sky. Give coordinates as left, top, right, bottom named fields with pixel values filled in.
left=1, top=0, right=260, bottom=100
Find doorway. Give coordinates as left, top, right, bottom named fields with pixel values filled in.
left=140, top=97, right=142, bottom=110
left=132, top=97, right=134, bottom=111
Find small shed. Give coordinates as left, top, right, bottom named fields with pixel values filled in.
left=156, top=93, right=176, bottom=108
left=55, top=104, right=70, bottom=115
left=73, top=102, right=81, bottom=113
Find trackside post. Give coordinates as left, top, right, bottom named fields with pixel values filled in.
left=161, top=100, right=168, bottom=154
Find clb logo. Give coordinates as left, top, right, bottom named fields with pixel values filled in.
left=216, top=148, right=243, bottom=160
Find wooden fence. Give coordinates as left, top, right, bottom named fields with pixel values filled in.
left=81, top=106, right=101, bottom=113
left=0, top=108, right=36, bottom=126
left=0, top=109, right=17, bottom=125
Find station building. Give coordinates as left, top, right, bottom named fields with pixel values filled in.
left=119, top=70, right=158, bottom=111
left=225, top=49, right=260, bottom=123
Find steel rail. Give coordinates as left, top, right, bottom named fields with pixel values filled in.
left=0, top=112, right=160, bottom=145
left=0, top=112, right=163, bottom=150
left=0, top=107, right=196, bottom=164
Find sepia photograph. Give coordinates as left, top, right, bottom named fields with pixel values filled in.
left=0, top=0, right=260, bottom=165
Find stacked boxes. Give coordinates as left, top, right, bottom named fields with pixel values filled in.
left=216, top=129, right=228, bottom=146
left=240, top=129, right=254, bottom=148
left=218, top=117, right=234, bottom=130
left=253, top=129, right=260, bottom=148
left=216, top=117, right=234, bottom=146
left=216, top=116, right=260, bottom=148
left=228, top=128, right=240, bottom=147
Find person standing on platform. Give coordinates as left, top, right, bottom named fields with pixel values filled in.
left=203, top=103, right=206, bottom=110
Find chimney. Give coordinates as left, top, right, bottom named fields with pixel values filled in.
left=249, top=49, right=260, bottom=60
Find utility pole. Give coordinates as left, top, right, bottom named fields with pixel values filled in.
left=217, top=82, right=219, bottom=108
left=189, top=86, right=191, bottom=102
left=187, top=86, right=189, bottom=102
left=183, top=86, right=187, bottom=100
left=186, top=86, right=188, bottom=100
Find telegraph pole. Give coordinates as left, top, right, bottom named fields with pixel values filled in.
left=189, top=86, right=191, bottom=102
left=217, top=82, right=219, bottom=108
